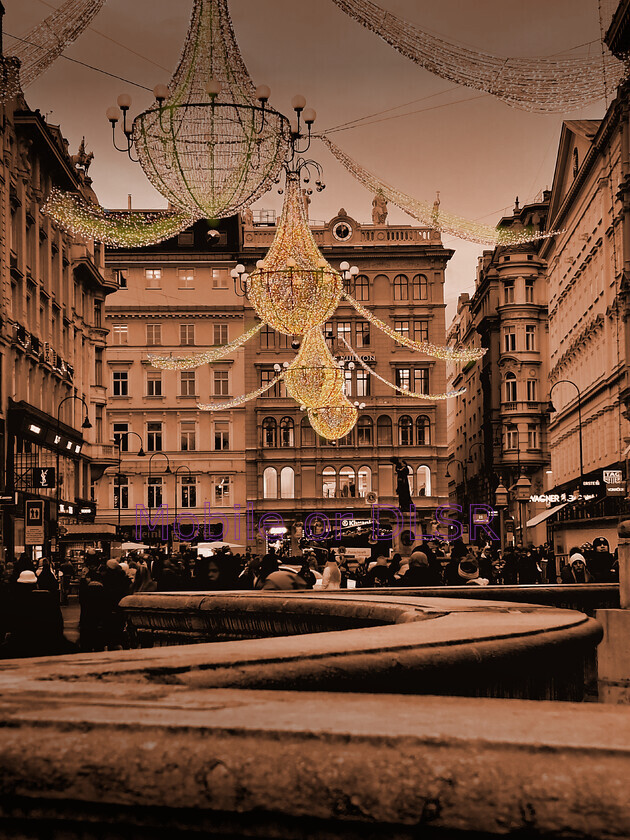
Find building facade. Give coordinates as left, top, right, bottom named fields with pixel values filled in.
left=0, top=89, right=117, bottom=560
left=447, top=197, right=550, bottom=547
left=98, top=205, right=453, bottom=553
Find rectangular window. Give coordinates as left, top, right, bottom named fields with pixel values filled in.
left=528, top=424, right=538, bottom=449
left=337, top=322, right=351, bottom=343
left=178, top=268, right=195, bottom=289
left=261, top=324, right=275, bottom=349
left=178, top=231, right=194, bottom=247
left=504, top=328, right=516, bottom=352
left=395, top=368, right=411, bottom=390
left=506, top=427, right=518, bottom=450
left=112, top=370, right=128, bottom=397
left=94, top=301, right=102, bottom=327
left=180, top=370, right=196, bottom=396
left=145, top=268, right=162, bottom=288
left=147, top=371, right=162, bottom=396
left=112, top=324, right=128, bottom=345
left=180, top=420, right=196, bottom=451
left=114, top=475, right=129, bottom=510
left=180, top=324, right=195, bottom=346
left=181, top=475, right=197, bottom=508
left=504, top=281, right=515, bottom=304
left=148, top=476, right=162, bottom=508
left=394, top=320, right=409, bottom=343
left=146, top=324, right=162, bottom=346
left=356, top=369, right=370, bottom=397
left=95, top=405, right=103, bottom=444
left=114, top=269, right=128, bottom=288
left=355, top=321, right=370, bottom=348
left=414, top=320, right=429, bottom=343
left=213, top=324, right=228, bottom=346
left=527, top=379, right=537, bottom=401
left=344, top=369, right=353, bottom=397
left=95, top=348, right=103, bottom=386
left=414, top=368, right=429, bottom=394
left=525, top=279, right=534, bottom=302
left=214, top=476, right=231, bottom=506
left=147, top=422, right=163, bottom=452
left=213, top=370, right=229, bottom=396
left=113, top=422, right=129, bottom=451
left=214, top=420, right=230, bottom=451
left=527, top=324, right=537, bottom=350
left=212, top=269, right=228, bottom=289
left=261, top=368, right=284, bottom=398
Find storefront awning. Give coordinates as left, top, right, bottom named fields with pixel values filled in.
left=526, top=502, right=570, bottom=528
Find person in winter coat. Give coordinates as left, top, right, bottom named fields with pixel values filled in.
left=321, top=557, right=342, bottom=590
left=395, top=552, right=436, bottom=587
left=560, top=553, right=592, bottom=583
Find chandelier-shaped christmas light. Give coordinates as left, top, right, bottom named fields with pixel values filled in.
left=284, top=328, right=344, bottom=408
left=329, top=0, right=623, bottom=113
left=2, top=0, right=106, bottom=103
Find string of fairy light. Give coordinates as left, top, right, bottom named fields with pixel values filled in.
left=197, top=375, right=284, bottom=411
left=329, top=0, right=625, bottom=113
left=147, top=324, right=264, bottom=370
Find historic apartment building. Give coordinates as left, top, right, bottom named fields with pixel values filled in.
left=0, top=90, right=118, bottom=559
left=98, top=205, right=453, bottom=552
left=447, top=196, right=550, bottom=547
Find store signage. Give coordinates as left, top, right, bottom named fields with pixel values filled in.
left=606, top=483, right=627, bottom=496
left=25, top=500, right=45, bottom=545
left=0, top=493, right=17, bottom=504
left=31, top=467, right=56, bottom=489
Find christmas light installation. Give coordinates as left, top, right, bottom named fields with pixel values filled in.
left=43, top=188, right=197, bottom=249
left=283, top=328, right=344, bottom=408
left=329, top=0, right=623, bottom=113
left=322, top=136, right=563, bottom=247
left=148, top=324, right=264, bottom=370
left=0, top=56, right=21, bottom=105
left=308, top=396, right=359, bottom=442
left=2, top=0, right=106, bottom=101
left=197, top=374, right=284, bottom=411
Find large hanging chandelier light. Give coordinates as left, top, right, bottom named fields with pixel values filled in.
left=284, top=328, right=344, bottom=408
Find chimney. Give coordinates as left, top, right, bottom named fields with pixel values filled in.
left=127, top=194, right=132, bottom=211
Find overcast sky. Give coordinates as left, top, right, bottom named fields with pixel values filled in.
left=5, top=0, right=616, bottom=319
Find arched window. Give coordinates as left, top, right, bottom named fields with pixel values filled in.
left=323, top=466, right=336, bottom=498
left=355, top=274, right=369, bottom=301
left=504, top=372, right=517, bottom=403
left=263, top=466, right=278, bottom=499
left=301, top=416, right=315, bottom=447
left=279, top=416, right=294, bottom=447
left=339, top=466, right=356, bottom=497
left=280, top=466, right=294, bottom=499
left=358, top=466, right=372, bottom=497
left=262, top=417, right=277, bottom=448
left=416, top=466, right=431, bottom=497
left=393, top=274, right=409, bottom=301
left=377, top=415, right=392, bottom=446
left=398, top=415, right=413, bottom=446
left=357, top=416, right=373, bottom=445
left=416, top=415, right=431, bottom=445
left=412, top=274, right=428, bottom=301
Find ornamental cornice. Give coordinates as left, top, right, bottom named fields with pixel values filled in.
left=549, top=314, right=604, bottom=379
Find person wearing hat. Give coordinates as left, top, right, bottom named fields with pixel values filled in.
left=456, top=554, right=490, bottom=586
left=0, top=570, right=71, bottom=658
left=586, top=537, right=616, bottom=583
left=560, top=552, right=592, bottom=583
left=396, top=551, right=436, bottom=587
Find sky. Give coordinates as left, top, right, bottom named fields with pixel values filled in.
left=4, top=0, right=617, bottom=320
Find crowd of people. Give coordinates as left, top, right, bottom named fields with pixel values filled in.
left=0, top=534, right=619, bottom=658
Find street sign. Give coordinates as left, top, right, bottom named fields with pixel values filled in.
left=0, top=493, right=17, bottom=504
left=25, top=500, right=45, bottom=545
left=31, top=467, right=56, bottom=489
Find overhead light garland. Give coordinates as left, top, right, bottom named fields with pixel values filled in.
left=0, top=56, right=21, bottom=105
left=329, top=0, right=623, bottom=113
left=147, top=323, right=264, bottom=370
left=339, top=336, right=466, bottom=400
left=198, top=374, right=284, bottom=411
left=43, top=188, right=199, bottom=248
left=3, top=0, right=106, bottom=100
left=342, top=291, right=485, bottom=361
left=322, top=137, right=563, bottom=247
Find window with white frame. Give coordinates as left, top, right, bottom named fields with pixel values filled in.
left=357, top=417, right=373, bottom=445
left=147, top=422, right=163, bottom=452
left=213, top=370, right=229, bottom=396
left=414, top=320, right=429, bottom=343
left=180, top=420, right=196, bottom=451
left=180, top=475, right=197, bottom=508
left=527, top=379, right=537, bottom=401
left=394, top=320, right=409, bottom=343
left=504, top=281, right=515, bottom=304
left=178, top=268, right=195, bottom=289
left=525, top=325, right=536, bottom=351
left=146, top=370, right=162, bottom=396
left=337, top=321, right=351, bottom=342
left=214, top=420, right=229, bottom=450
left=212, top=269, right=228, bottom=289
left=145, top=268, right=162, bottom=288
left=525, top=278, right=534, bottom=302
left=505, top=425, right=518, bottom=450
left=504, top=328, right=516, bottom=352
left=180, top=324, right=195, bottom=346
left=113, top=422, right=129, bottom=451
left=416, top=466, right=431, bottom=496
left=355, top=321, right=370, bottom=348
left=344, top=369, right=353, bottom=397
left=214, top=475, right=231, bottom=506
left=112, top=370, right=128, bottom=397
left=395, top=368, right=411, bottom=390
left=146, top=324, right=162, bottom=346
left=505, top=372, right=517, bottom=402
left=112, top=324, right=128, bottom=345
left=356, top=369, right=369, bottom=397
left=180, top=370, right=196, bottom=396
left=213, top=324, right=228, bottom=345
left=413, top=368, right=429, bottom=395
left=528, top=424, right=538, bottom=449
left=114, top=474, right=129, bottom=509
left=148, top=476, right=163, bottom=507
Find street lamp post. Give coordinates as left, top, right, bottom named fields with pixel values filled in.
left=55, top=395, right=91, bottom=559
left=547, top=379, right=584, bottom=491
left=148, top=452, right=171, bottom=548
left=113, top=432, right=145, bottom=530
left=173, top=465, right=192, bottom=544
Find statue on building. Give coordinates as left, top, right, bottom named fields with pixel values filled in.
left=390, top=456, right=412, bottom=512
left=372, top=190, right=388, bottom=225
left=302, top=188, right=311, bottom=219
left=71, top=137, right=93, bottom=174
left=431, top=191, right=441, bottom=229
left=242, top=205, right=254, bottom=226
